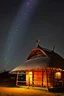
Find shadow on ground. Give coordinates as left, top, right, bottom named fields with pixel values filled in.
left=49, top=88, right=64, bottom=93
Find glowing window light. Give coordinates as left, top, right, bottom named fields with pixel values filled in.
left=55, top=72, right=61, bottom=79
left=29, top=72, right=32, bottom=75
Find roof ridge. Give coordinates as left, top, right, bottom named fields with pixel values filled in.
left=37, top=45, right=52, bottom=52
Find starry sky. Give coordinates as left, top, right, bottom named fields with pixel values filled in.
left=0, top=0, right=64, bottom=72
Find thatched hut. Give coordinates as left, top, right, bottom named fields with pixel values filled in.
left=11, top=41, right=64, bottom=89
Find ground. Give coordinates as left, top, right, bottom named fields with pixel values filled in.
left=0, top=87, right=64, bottom=96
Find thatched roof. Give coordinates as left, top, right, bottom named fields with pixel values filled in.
left=11, top=57, right=50, bottom=72
left=11, top=45, right=64, bottom=72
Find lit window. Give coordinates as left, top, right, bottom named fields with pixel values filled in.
left=29, top=72, right=32, bottom=75
left=55, top=72, right=61, bottom=79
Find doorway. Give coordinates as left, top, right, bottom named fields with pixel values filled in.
left=26, top=72, right=32, bottom=86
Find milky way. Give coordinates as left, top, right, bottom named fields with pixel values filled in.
left=4, top=0, right=39, bottom=70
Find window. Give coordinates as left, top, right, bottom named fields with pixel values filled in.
left=54, top=72, right=61, bottom=79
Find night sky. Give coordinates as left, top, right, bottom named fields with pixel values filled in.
left=0, top=0, right=64, bottom=72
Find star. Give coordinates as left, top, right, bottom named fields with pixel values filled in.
left=4, top=57, right=7, bottom=61
left=18, top=24, right=20, bottom=26
left=8, top=47, right=10, bottom=51
left=24, top=13, right=27, bottom=16
left=16, top=25, right=18, bottom=28
left=9, top=32, right=11, bottom=34
left=16, top=29, right=18, bottom=31
left=27, top=2, right=30, bottom=5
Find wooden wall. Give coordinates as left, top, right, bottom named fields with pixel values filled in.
left=34, top=72, right=42, bottom=87
left=26, top=71, right=50, bottom=87
left=26, top=69, right=63, bottom=88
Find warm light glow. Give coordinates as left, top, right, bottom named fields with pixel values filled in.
left=26, top=72, right=32, bottom=86
left=56, top=72, right=61, bottom=75
left=29, top=72, right=32, bottom=75
left=55, top=72, right=61, bottom=79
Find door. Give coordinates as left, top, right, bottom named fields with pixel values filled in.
left=26, top=72, right=32, bottom=86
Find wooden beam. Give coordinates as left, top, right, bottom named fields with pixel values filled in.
left=45, top=68, right=48, bottom=88
left=42, top=71, right=43, bottom=87
left=32, top=71, right=34, bottom=87
left=16, top=72, right=19, bottom=86
left=52, top=68, right=54, bottom=88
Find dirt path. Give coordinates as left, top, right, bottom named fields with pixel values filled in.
left=0, top=87, right=64, bottom=96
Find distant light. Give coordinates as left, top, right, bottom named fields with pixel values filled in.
left=62, top=70, right=64, bottom=72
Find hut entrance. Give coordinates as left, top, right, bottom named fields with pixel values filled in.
left=26, top=72, right=32, bottom=86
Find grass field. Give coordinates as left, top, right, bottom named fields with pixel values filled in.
left=0, top=87, right=64, bottom=96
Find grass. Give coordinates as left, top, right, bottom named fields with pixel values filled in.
left=0, top=87, right=64, bottom=96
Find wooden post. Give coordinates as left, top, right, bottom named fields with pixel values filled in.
left=42, top=70, right=43, bottom=87
left=32, top=71, right=34, bottom=87
left=52, top=68, right=54, bottom=88
left=46, top=68, right=48, bottom=88
left=16, top=72, right=19, bottom=86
